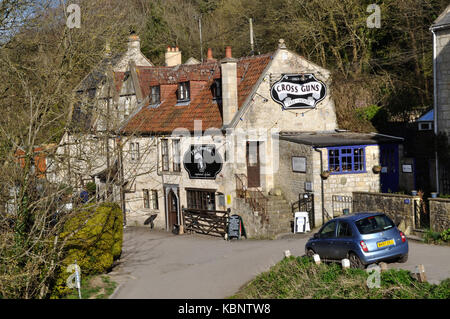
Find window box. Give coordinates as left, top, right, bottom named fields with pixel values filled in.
left=321, top=170, right=330, bottom=179
left=372, top=165, right=382, bottom=174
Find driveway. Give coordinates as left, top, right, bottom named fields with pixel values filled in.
left=110, top=227, right=450, bottom=299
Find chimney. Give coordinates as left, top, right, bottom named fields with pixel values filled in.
left=165, top=46, right=182, bottom=67
left=225, top=46, right=232, bottom=58
left=221, top=46, right=238, bottom=126
left=207, top=48, right=215, bottom=62
left=128, top=32, right=141, bottom=53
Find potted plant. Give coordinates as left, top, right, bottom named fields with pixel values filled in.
left=372, top=165, right=382, bottom=174
left=321, top=170, right=330, bottom=179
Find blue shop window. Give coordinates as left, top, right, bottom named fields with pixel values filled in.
left=328, top=146, right=366, bottom=174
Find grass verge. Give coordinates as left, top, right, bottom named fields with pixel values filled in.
left=230, top=256, right=450, bottom=299
left=65, top=275, right=117, bottom=299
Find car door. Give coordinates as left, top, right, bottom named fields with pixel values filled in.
left=314, top=221, right=337, bottom=259
left=332, top=221, right=354, bottom=259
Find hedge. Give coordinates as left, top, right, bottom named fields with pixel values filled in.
left=51, top=202, right=123, bottom=298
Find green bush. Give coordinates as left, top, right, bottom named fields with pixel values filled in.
left=51, top=202, right=123, bottom=298
left=424, top=228, right=450, bottom=244
left=441, top=229, right=450, bottom=242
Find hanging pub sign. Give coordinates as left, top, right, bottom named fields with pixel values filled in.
left=183, top=144, right=223, bottom=179
left=270, top=73, right=326, bottom=110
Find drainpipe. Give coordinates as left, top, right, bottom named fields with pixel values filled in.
left=432, top=29, right=439, bottom=194
left=313, top=147, right=325, bottom=225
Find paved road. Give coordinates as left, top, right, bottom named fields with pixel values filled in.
left=110, top=227, right=450, bottom=299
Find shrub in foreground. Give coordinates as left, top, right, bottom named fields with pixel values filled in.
left=51, top=202, right=123, bottom=298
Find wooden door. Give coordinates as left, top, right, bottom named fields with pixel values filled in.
left=246, top=141, right=260, bottom=188
left=380, top=144, right=399, bottom=193
left=168, top=190, right=178, bottom=229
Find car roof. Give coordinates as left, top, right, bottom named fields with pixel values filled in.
left=332, top=212, right=384, bottom=223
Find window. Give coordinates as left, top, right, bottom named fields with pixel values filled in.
left=124, top=96, right=131, bottom=117
left=418, top=122, right=432, bottom=131
left=150, top=85, right=160, bottom=105
left=328, top=146, right=365, bottom=174
left=130, top=142, right=140, bottom=161
left=355, top=215, right=395, bottom=235
left=177, top=82, right=190, bottom=101
left=319, top=221, right=336, bottom=239
left=144, top=189, right=158, bottom=209
left=151, top=190, right=159, bottom=209
left=161, top=139, right=169, bottom=171
left=211, top=79, right=221, bottom=100
left=337, top=222, right=353, bottom=238
left=172, top=139, right=181, bottom=172
left=143, top=189, right=150, bottom=208
left=186, top=189, right=215, bottom=210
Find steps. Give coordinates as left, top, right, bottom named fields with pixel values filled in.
left=265, top=195, right=293, bottom=236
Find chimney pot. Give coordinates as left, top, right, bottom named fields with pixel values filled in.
left=207, top=48, right=213, bottom=61
left=165, top=45, right=182, bottom=66
left=225, top=46, right=232, bottom=58
left=128, top=33, right=141, bottom=51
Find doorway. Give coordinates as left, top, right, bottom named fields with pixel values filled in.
left=246, top=141, right=261, bottom=188
left=380, top=144, right=399, bottom=193
left=165, top=186, right=179, bottom=232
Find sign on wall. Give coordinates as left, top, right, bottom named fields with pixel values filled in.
left=183, top=144, right=223, bottom=179
left=292, top=156, right=306, bottom=173
left=270, top=74, right=326, bottom=110
left=402, top=164, right=413, bottom=173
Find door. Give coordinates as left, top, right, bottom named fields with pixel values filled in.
left=313, top=220, right=337, bottom=259
left=167, top=190, right=178, bottom=230
left=297, top=193, right=315, bottom=229
left=380, top=144, right=399, bottom=193
left=246, top=141, right=260, bottom=188
left=333, top=221, right=354, bottom=259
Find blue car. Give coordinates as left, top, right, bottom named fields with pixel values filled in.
left=305, top=212, right=408, bottom=268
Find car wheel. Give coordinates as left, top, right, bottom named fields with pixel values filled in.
left=348, top=252, right=365, bottom=269
left=306, top=248, right=315, bottom=258
left=397, top=253, right=408, bottom=263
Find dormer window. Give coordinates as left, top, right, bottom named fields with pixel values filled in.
left=211, top=79, right=222, bottom=100
left=150, top=85, right=160, bottom=105
left=177, top=81, right=190, bottom=102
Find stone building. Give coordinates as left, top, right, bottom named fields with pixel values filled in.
left=431, top=5, right=450, bottom=194
left=53, top=33, right=406, bottom=237
left=53, top=33, right=152, bottom=201
left=112, top=39, right=404, bottom=236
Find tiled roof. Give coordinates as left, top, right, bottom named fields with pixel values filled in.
left=121, top=53, right=273, bottom=134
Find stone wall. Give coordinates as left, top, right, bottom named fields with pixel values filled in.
left=352, top=192, right=417, bottom=234
left=234, top=197, right=270, bottom=238
left=274, top=140, right=312, bottom=204
left=429, top=198, right=450, bottom=232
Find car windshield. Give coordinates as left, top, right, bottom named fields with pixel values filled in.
left=355, top=215, right=395, bottom=234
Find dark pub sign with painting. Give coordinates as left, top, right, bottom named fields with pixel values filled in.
left=183, top=144, right=223, bottom=179
left=270, top=74, right=326, bottom=110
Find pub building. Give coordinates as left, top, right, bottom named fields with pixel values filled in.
left=114, top=38, right=408, bottom=237
left=60, top=34, right=407, bottom=238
